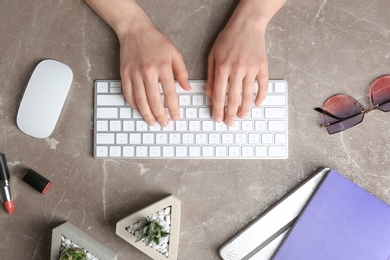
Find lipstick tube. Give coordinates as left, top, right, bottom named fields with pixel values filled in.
left=0, top=154, right=14, bottom=214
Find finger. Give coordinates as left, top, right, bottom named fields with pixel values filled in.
left=172, top=50, right=191, bottom=91
left=144, top=73, right=169, bottom=127
left=121, top=71, right=138, bottom=110
left=224, top=76, right=242, bottom=126
left=160, top=70, right=180, bottom=121
left=132, top=74, right=157, bottom=126
left=238, top=75, right=255, bottom=118
left=255, top=63, right=269, bottom=106
left=212, top=65, right=229, bottom=123
left=122, top=79, right=137, bottom=109
left=206, top=48, right=215, bottom=96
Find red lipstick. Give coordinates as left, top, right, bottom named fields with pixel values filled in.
left=0, top=154, right=14, bottom=214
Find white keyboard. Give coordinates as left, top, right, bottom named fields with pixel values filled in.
left=94, top=80, right=288, bottom=159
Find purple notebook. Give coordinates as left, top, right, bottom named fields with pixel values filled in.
left=272, top=169, right=390, bottom=260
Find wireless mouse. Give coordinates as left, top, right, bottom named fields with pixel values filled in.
left=17, top=59, right=73, bottom=138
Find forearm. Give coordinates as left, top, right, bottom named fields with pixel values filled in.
left=85, top=0, right=153, bottom=40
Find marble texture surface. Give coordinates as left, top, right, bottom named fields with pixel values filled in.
left=1, top=0, right=390, bottom=259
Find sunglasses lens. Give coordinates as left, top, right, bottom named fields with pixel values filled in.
left=370, top=75, right=390, bottom=111
left=322, top=94, right=364, bottom=134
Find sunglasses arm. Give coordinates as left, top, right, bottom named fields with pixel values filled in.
left=314, top=107, right=344, bottom=120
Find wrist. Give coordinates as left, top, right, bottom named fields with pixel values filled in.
left=110, top=3, right=154, bottom=41
left=232, top=0, right=286, bottom=30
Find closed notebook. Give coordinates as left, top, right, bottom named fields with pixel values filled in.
left=272, top=169, right=390, bottom=260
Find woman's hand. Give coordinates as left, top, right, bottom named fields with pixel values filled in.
left=206, top=0, right=285, bottom=126
left=119, top=24, right=190, bottom=127
left=86, top=0, right=190, bottom=126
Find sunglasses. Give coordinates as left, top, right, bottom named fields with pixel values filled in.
left=315, top=75, right=390, bottom=134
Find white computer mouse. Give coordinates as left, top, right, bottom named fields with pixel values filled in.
left=17, top=59, right=73, bottom=138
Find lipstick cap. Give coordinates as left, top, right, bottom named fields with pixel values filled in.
left=22, top=169, right=51, bottom=194
left=0, top=154, right=10, bottom=181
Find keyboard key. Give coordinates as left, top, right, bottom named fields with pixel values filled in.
left=156, top=133, right=168, bottom=144
left=97, top=95, right=125, bottom=106
left=110, top=121, right=121, bottom=131
left=275, top=133, right=287, bottom=144
left=110, top=87, right=122, bottom=93
left=241, top=121, right=253, bottom=131
left=262, top=95, right=285, bottom=106
left=189, top=121, right=201, bottom=131
left=163, top=121, right=174, bottom=131
left=202, top=121, right=214, bottom=131
left=192, top=95, right=204, bottom=105
left=222, top=133, right=234, bottom=144
left=169, top=133, right=181, bottom=144
left=269, top=146, right=287, bottom=157
left=251, top=108, right=263, bottom=118
left=255, top=146, right=267, bottom=157
left=186, top=108, right=197, bottom=118
left=242, top=146, right=254, bottom=157
left=182, top=133, right=194, bottom=144
left=110, top=146, right=121, bottom=157
left=149, top=146, right=161, bottom=157
left=255, top=121, right=266, bottom=132
left=274, top=82, right=286, bottom=93
left=229, top=121, right=240, bottom=132
left=199, top=108, right=211, bottom=118
left=176, top=146, right=187, bottom=157
left=248, top=133, right=260, bottom=144
left=97, top=108, right=117, bottom=118
left=216, top=122, right=227, bottom=131
left=143, top=133, right=154, bottom=144
left=96, top=82, right=109, bottom=93
left=163, top=146, right=174, bottom=157
left=136, top=121, right=148, bottom=131
left=96, top=133, right=115, bottom=144
left=179, top=95, right=191, bottom=105
left=120, top=108, right=131, bottom=118
left=189, top=146, right=201, bottom=157
left=116, top=133, right=128, bottom=144
left=110, top=81, right=122, bottom=89
left=123, top=146, right=135, bottom=157
left=202, top=146, right=214, bottom=157
left=96, top=146, right=108, bottom=157
left=209, top=133, right=220, bottom=144
left=149, top=123, right=161, bottom=132
left=235, top=133, right=247, bottom=144
left=195, top=133, right=207, bottom=144
left=133, top=110, right=142, bottom=118
left=216, top=146, right=227, bottom=157
left=268, top=121, right=286, bottom=132
left=175, top=121, right=187, bottom=131
left=265, top=108, right=286, bottom=119
left=96, top=120, right=108, bottom=131
left=228, top=146, right=240, bottom=157
left=123, top=121, right=135, bottom=131
left=130, top=133, right=141, bottom=144
left=261, top=133, right=273, bottom=144
left=136, top=146, right=148, bottom=157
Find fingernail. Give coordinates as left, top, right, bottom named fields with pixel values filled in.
left=238, top=113, right=247, bottom=119
left=226, top=120, right=234, bottom=126
left=214, top=116, right=222, bottom=122
left=147, top=120, right=156, bottom=126
left=160, top=121, right=169, bottom=127
left=171, top=114, right=179, bottom=121
left=186, top=81, right=192, bottom=89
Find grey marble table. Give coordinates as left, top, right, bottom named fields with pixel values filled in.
left=1, top=0, right=389, bottom=259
